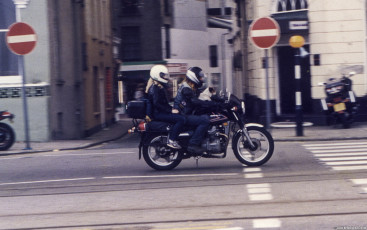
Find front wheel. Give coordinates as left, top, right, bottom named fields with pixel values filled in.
left=142, top=135, right=182, bottom=170
left=0, top=123, right=15, bottom=151
left=232, top=126, right=274, bottom=166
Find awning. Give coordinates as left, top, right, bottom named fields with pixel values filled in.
left=271, top=10, right=308, bottom=35
left=119, top=60, right=166, bottom=72
left=208, top=16, right=233, bottom=30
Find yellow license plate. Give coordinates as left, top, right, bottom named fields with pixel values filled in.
left=333, top=103, right=346, bottom=112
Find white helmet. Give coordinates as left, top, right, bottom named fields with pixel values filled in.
left=150, top=65, right=169, bottom=84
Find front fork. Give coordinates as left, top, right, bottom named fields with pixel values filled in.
left=236, top=118, right=256, bottom=149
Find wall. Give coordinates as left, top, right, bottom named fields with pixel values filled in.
left=309, top=0, right=366, bottom=99
left=169, top=0, right=235, bottom=93
left=84, top=0, right=114, bottom=135
left=246, top=0, right=278, bottom=101
left=0, top=0, right=50, bottom=141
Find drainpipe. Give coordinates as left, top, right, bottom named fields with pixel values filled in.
left=221, top=32, right=230, bottom=92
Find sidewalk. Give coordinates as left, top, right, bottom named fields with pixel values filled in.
left=270, top=122, right=367, bottom=141
left=0, top=118, right=134, bottom=156
left=1, top=120, right=367, bottom=156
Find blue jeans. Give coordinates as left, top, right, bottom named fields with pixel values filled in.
left=153, top=112, right=186, bottom=141
left=185, top=115, right=210, bottom=146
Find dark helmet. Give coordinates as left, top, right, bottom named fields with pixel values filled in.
left=186, top=66, right=206, bottom=88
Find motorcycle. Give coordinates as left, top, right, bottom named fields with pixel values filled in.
left=319, top=71, right=359, bottom=128
left=126, top=92, right=274, bottom=170
left=0, top=111, right=15, bottom=151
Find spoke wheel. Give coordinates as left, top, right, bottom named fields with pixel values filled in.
left=143, top=135, right=182, bottom=170
left=232, top=126, right=274, bottom=166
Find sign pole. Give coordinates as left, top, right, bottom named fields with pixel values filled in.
left=249, top=17, right=280, bottom=130
left=19, top=55, right=31, bottom=149
left=264, top=49, right=271, bottom=130
left=13, top=2, right=32, bottom=149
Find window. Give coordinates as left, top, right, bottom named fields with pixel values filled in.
left=121, top=0, right=142, bottom=16
left=276, top=0, right=308, bottom=12
left=163, top=24, right=171, bottom=59
left=93, top=66, right=100, bottom=112
left=209, top=45, right=218, bottom=67
left=207, top=7, right=232, bottom=16
left=164, top=0, right=170, bottom=16
left=121, top=27, right=141, bottom=61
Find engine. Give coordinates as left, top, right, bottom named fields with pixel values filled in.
left=201, top=125, right=228, bottom=154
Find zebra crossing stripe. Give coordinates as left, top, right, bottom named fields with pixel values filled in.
left=350, top=178, right=367, bottom=185
left=303, top=142, right=367, bottom=147
left=311, top=148, right=367, bottom=153
left=303, top=142, right=367, bottom=171
left=306, top=145, right=367, bottom=150
left=253, top=218, right=281, bottom=228
left=247, top=183, right=273, bottom=201
left=332, top=165, right=367, bottom=171
left=319, top=156, right=367, bottom=161
left=315, top=152, right=367, bottom=157
left=324, top=160, right=367, bottom=166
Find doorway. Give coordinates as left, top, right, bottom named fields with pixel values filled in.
left=277, top=45, right=312, bottom=114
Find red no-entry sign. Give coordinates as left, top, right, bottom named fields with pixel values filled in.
left=6, top=22, right=37, bottom=55
left=249, top=17, right=280, bottom=49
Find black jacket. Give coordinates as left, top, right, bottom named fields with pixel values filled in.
left=173, top=82, right=218, bottom=115
left=147, top=84, right=172, bottom=115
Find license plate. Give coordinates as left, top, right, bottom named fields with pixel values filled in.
left=333, top=103, right=346, bottom=112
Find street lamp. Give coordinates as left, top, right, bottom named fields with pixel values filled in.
left=289, top=35, right=305, bottom=136
left=13, top=0, right=30, bottom=21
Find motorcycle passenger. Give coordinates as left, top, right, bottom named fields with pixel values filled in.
left=173, top=66, right=220, bottom=154
left=146, top=65, right=186, bottom=149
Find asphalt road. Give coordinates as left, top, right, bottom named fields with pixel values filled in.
left=0, top=134, right=367, bottom=230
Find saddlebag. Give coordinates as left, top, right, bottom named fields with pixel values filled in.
left=126, top=99, right=152, bottom=119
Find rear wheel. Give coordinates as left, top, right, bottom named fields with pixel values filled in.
left=232, top=126, right=274, bottom=166
left=143, top=135, right=182, bottom=170
left=0, top=123, right=15, bottom=151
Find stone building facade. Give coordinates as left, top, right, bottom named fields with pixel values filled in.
left=235, top=0, right=367, bottom=124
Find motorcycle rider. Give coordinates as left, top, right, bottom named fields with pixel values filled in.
left=146, top=65, right=186, bottom=149
left=173, top=66, right=221, bottom=154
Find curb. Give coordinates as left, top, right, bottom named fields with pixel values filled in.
left=0, top=131, right=129, bottom=157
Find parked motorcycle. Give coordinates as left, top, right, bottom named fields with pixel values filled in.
left=0, top=111, right=15, bottom=151
left=127, top=92, right=274, bottom=170
left=320, top=71, right=359, bottom=128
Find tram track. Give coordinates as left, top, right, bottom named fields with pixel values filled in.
left=0, top=169, right=366, bottom=197
left=2, top=198, right=367, bottom=230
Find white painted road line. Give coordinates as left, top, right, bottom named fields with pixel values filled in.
left=247, top=187, right=271, bottom=194
left=249, top=193, right=273, bottom=201
left=319, top=156, right=367, bottom=161
left=314, top=152, right=367, bottom=157
left=324, top=160, right=367, bottom=166
left=332, top=165, right=367, bottom=171
left=247, top=183, right=273, bottom=201
left=306, top=145, right=367, bottom=150
left=311, top=148, right=367, bottom=153
left=247, top=183, right=270, bottom=188
left=103, top=173, right=239, bottom=179
left=243, top=167, right=262, bottom=172
left=245, top=173, right=263, bottom=179
left=44, top=151, right=135, bottom=157
left=0, top=177, right=95, bottom=186
left=303, top=142, right=367, bottom=147
left=253, top=218, right=281, bottom=228
left=350, top=178, right=367, bottom=185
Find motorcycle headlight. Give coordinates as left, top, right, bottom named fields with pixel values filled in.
left=326, top=86, right=342, bottom=94
left=241, top=101, right=245, bottom=114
